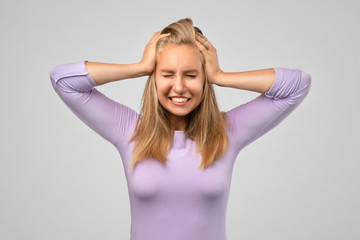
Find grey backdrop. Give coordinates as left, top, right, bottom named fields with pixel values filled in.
left=1, top=0, right=359, bottom=239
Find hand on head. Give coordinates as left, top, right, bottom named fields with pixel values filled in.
left=139, top=30, right=223, bottom=85
left=139, top=32, right=170, bottom=75
left=195, top=35, right=223, bottom=85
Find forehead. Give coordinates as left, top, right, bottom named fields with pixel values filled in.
left=156, top=44, right=203, bottom=70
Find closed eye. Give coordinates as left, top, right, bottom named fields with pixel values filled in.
left=163, top=75, right=173, bottom=78
left=186, top=75, right=197, bottom=78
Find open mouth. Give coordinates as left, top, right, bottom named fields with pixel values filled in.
left=169, top=97, right=190, bottom=103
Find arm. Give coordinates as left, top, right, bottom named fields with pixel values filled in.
left=84, top=32, right=170, bottom=85
left=49, top=32, right=169, bottom=145
left=84, top=62, right=148, bottom=85
left=49, top=60, right=139, bottom=145
left=208, top=68, right=276, bottom=94
left=195, top=35, right=276, bottom=93
left=195, top=35, right=312, bottom=150
left=226, top=68, right=311, bottom=149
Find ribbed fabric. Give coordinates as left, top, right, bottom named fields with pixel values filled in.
left=50, top=61, right=311, bottom=240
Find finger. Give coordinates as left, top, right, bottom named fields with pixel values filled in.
left=196, top=38, right=210, bottom=52
left=151, top=32, right=170, bottom=42
left=195, top=34, right=205, bottom=41
left=148, top=32, right=160, bottom=44
left=195, top=39, right=208, bottom=53
left=195, top=34, right=210, bottom=45
left=196, top=35, right=212, bottom=50
left=150, top=33, right=170, bottom=46
left=195, top=34, right=207, bottom=45
left=158, top=32, right=171, bottom=39
left=196, top=34, right=214, bottom=50
left=152, top=31, right=161, bottom=38
left=147, top=32, right=162, bottom=45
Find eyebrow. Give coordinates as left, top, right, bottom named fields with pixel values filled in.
left=160, top=69, right=199, bottom=74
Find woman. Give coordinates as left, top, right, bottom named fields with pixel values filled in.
left=50, top=18, right=311, bottom=240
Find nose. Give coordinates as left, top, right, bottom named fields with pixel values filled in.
left=172, top=75, right=186, bottom=94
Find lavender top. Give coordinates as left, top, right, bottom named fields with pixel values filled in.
left=49, top=60, right=311, bottom=240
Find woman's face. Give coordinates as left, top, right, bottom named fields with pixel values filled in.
left=155, top=44, right=205, bottom=127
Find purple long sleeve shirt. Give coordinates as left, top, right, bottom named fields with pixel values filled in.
left=49, top=61, right=311, bottom=240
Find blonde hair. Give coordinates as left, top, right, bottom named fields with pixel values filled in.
left=129, top=18, right=229, bottom=171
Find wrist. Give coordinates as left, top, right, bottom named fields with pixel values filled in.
left=137, top=61, right=154, bottom=76
left=211, top=69, right=225, bottom=85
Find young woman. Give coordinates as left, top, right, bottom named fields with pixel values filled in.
left=50, top=18, right=311, bottom=240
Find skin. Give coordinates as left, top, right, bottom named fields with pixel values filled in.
left=154, top=44, right=205, bottom=130
left=85, top=31, right=276, bottom=130
left=194, top=34, right=275, bottom=93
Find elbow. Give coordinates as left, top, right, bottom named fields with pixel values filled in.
left=299, top=70, right=312, bottom=92
left=48, top=61, right=89, bottom=84
left=49, top=64, right=70, bottom=93
left=301, top=70, right=312, bottom=85
left=49, top=65, right=63, bottom=92
left=49, top=65, right=59, bottom=88
left=49, top=64, right=60, bottom=81
left=49, top=64, right=63, bottom=87
left=48, top=61, right=96, bottom=94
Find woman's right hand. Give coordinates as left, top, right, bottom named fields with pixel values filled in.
left=139, top=31, right=170, bottom=75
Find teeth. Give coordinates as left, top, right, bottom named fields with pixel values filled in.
left=171, top=97, right=189, bottom=103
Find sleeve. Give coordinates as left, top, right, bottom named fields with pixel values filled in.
left=49, top=60, right=138, bottom=146
left=226, top=67, right=312, bottom=151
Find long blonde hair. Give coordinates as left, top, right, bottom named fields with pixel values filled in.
left=129, top=18, right=229, bottom=171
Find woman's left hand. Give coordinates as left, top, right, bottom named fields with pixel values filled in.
left=195, top=35, right=224, bottom=84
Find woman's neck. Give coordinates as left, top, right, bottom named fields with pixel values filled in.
left=169, top=115, right=186, bottom=131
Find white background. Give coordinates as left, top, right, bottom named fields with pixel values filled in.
left=1, top=0, right=359, bottom=239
